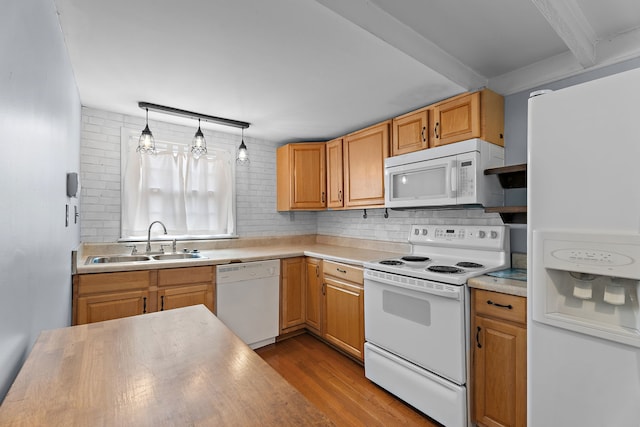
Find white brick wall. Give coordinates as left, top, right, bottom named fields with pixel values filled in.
left=80, top=106, right=501, bottom=243
left=80, top=107, right=316, bottom=242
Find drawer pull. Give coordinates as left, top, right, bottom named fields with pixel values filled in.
left=336, top=268, right=347, bottom=274
left=487, top=300, right=513, bottom=309
left=161, top=295, right=165, bottom=311
left=143, top=297, right=147, bottom=314
left=476, top=326, right=482, bottom=348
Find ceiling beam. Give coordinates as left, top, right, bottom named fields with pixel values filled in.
left=530, top=0, right=596, bottom=68
left=314, top=0, right=486, bottom=91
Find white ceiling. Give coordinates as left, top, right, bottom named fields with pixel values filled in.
left=54, top=0, right=640, bottom=143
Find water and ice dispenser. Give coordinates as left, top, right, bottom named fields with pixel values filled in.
left=532, top=230, right=640, bottom=347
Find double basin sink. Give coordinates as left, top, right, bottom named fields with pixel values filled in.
left=86, top=252, right=206, bottom=264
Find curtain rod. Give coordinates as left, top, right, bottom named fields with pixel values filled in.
left=138, top=102, right=250, bottom=129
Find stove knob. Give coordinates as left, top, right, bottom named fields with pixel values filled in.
left=414, top=228, right=420, bottom=235
left=478, top=230, right=486, bottom=239
left=422, top=229, right=428, bottom=236
left=490, top=230, right=498, bottom=239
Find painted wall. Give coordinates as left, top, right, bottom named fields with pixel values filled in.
left=0, top=0, right=81, bottom=401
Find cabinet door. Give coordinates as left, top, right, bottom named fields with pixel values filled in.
left=280, top=257, right=306, bottom=334
left=77, top=290, right=149, bottom=324
left=474, top=316, right=527, bottom=427
left=158, top=284, right=213, bottom=312
left=326, top=138, right=344, bottom=208
left=157, top=266, right=215, bottom=313
left=433, top=92, right=480, bottom=147
left=343, top=121, right=389, bottom=208
left=391, top=109, right=429, bottom=155
left=323, top=277, right=364, bottom=361
left=305, top=257, right=322, bottom=335
left=277, top=143, right=326, bottom=210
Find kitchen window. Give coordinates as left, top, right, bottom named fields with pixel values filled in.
left=121, top=129, right=236, bottom=240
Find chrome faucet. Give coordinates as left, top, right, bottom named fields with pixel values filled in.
left=146, top=220, right=167, bottom=253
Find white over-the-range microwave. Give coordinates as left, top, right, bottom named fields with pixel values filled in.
left=384, top=138, right=505, bottom=209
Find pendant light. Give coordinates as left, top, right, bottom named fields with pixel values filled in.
left=236, top=128, right=249, bottom=165
left=137, top=108, right=157, bottom=154
left=191, top=118, right=207, bottom=159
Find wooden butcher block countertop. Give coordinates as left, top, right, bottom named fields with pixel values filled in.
left=0, top=305, right=333, bottom=426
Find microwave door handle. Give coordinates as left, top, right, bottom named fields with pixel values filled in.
left=450, top=161, right=457, bottom=197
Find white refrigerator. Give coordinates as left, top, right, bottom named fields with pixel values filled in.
left=528, top=67, right=640, bottom=427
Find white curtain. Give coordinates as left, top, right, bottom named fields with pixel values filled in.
left=122, top=136, right=235, bottom=238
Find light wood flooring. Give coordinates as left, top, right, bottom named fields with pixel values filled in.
left=256, top=333, right=443, bottom=427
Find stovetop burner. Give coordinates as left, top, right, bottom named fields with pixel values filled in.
left=427, top=265, right=464, bottom=274
left=379, top=260, right=404, bottom=266
left=456, top=261, right=484, bottom=269
left=401, top=256, right=430, bottom=262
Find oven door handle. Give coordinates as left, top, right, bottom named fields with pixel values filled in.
left=364, top=272, right=462, bottom=301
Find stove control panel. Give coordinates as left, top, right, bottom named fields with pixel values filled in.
left=409, top=225, right=507, bottom=250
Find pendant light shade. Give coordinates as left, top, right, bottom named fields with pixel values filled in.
left=137, top=108, right=157, bottom=154
left=236, top=129, right=249, bottom=165
left=191, top=118, right=207, bottom=158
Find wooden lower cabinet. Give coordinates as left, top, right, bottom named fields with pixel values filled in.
left=472, top=289, right=527, bottom=427
left=77, top=289, right=150, bottom=325
left=305, top=257, right=323, bottom=335
left=73, top=266, right=215, bottom=325
left=280, top=257, right=306, bottom=334
left=157, top=266, right=215, bottom=313
left=322, top=260, right=364, bottom=362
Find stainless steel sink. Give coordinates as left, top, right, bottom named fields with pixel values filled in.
left=151, top=253, right=206, bottom=260
left=86, top=255, right=152, bottom=264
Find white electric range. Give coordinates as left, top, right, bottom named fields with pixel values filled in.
left=363, top=224, right=510, bottom=427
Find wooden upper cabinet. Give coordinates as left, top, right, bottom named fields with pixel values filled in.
left=391, top=107, right=430, bottom=156
left=432, top=89, right=504, bottom=148
left=326, top=138, right=344, bottom=209
left=277, top=142, right=326, bottom=211
left=343, top=120, right=390, bottom=208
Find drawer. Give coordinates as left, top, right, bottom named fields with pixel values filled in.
left=323, top=260, right=363, bottom=284
left=157, top=266, right=215, bottom=287
left=77, top=271, right=151, bottom=295
left=473, top=289, right=526, bottom=325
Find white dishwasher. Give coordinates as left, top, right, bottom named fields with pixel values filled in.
left=216, top=260, right=280, bottom=349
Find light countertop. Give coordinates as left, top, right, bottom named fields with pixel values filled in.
left=468, top=273, right=527, bottom=297
left=75, top=236, right=408, bottom=274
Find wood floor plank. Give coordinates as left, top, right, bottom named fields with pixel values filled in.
left=256, top=333, right=442, bottom=427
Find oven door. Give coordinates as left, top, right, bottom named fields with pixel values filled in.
left=364, top=269, right=467, bottom=384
